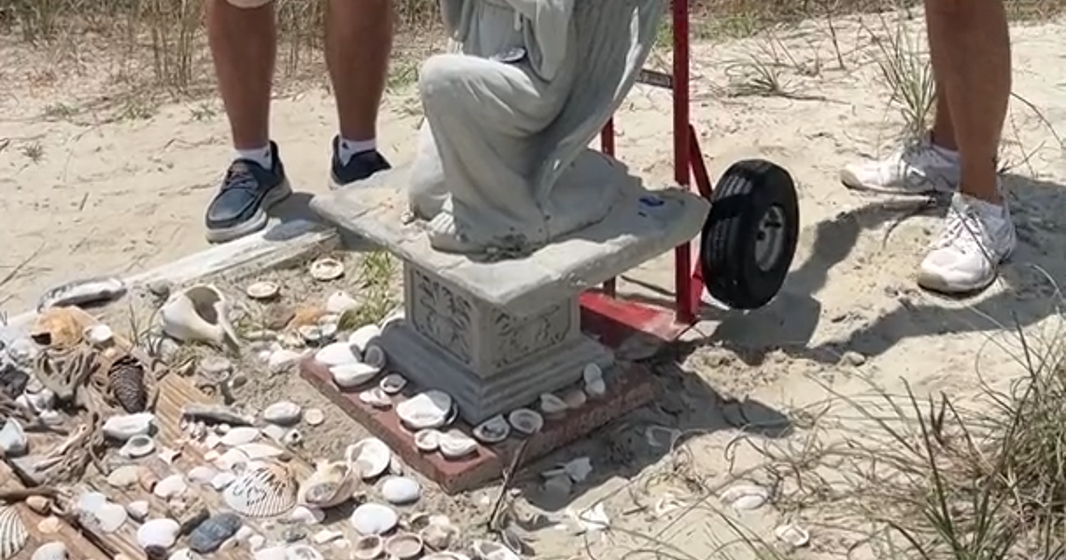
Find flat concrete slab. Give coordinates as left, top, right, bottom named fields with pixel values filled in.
left=300, top=356, right=656, bottom=494
left=310, top=161, right=710, bottom=317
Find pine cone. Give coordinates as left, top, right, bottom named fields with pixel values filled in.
left=107, top=355, right=148, bottom=413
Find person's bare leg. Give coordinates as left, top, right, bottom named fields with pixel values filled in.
left=207, top=0, right=276, bottom=150
left=924, top=0, right=1010, bottom=203
left=325, top=0, right=394, bottom=187
left=929, top=84, right=957, bottom=151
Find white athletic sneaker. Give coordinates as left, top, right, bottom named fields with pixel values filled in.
left=840, top=137, right=960, bottom=194
left=917, top=192, right=1016, bottom=294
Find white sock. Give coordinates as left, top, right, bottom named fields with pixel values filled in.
left=338, top=137, right=376, bottom=166
left=235, top=145, right=272, bottom=169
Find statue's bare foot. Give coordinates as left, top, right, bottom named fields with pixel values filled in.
left=427, top=212, right=483, bottom=253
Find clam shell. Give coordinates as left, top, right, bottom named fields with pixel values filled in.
left=719, top=484, right=769, bottom=511
left=585, top=378, right=606, bottom=399
left=380, top=476, right=421, bottom=505
left=438, top=430, right=478, bottom=459
left=304, top=408, right=326, bottom=426
left=563, top=389, right=587, bottom=409
left=309, top=258, right=345, bottom=281
left=223, top=461, right=299, bottom=518
left=774, top=523, right=810, bottom=547
left=538, top=393, right=568, bottom=418
left=507, top=409, right=544, bottom=435
left=347, top=438, right=391, bottom=480
left=29, top=542, right=67, bottom=560
left=102, top=412, right=155, bottom=441
left=359, top=387, right=392, bottom=409
left=0, top=505, right=28, bottom=560
left=472, top=415, right=510, bottom=444
left=352, top=535, right=384, bottom=560
left=119, top=434, right=155, bottom=458
left=136, top=518, right=180, bottom=549
left=582, top=363, right=603, bottom=384
left=299, top=461, right=359, bottom=509
left=326, top=291, right=359, bottom=314
left=413, top=429, right=440, bottom=452
left=379, top=373, right=407, bottom=395
left=396, top=391, right=452, bottom=430
left=331, top=362, right=380, bottom=388
left=384, top=533, right=424, bottom=560
left=153, top=474, right=188, bottom=499
left=221, top=426, right=261, bottom=446
left=349, top=503, right=399, bottom=536
left=262, top=401, right=302, bottom=425
left=245, top=281, right=280, bottom=300
left=94, top=502, right=128, bottom=533
left=348, top=325, right=382, bottom=352
left=315, top=342, right=360, bottom=367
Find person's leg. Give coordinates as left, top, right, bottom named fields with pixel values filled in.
left=930, top=86, right=956, bottom=151
left=203, top=0, right=290, bottom=243
left=917, top=0, right=1016, bottom=294
left=326, top=0, right=394, bottom=188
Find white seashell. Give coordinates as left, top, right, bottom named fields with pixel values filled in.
left=348, top=325, right=382, bottom=352
left=315, top=342, right=360, bottom=367
left=84, top=324, right=114, bottom=347
left=507, top=409, right=544, bottom=435
left=269, top=349, right=303, bottom=371
left=299, top=461, right=359, bottom=510
left=223, top=461, right=299, bottom=517
left=347, top=438, right=391, bottom=479
left=211, top=471, right=237, bottom=490
left=331, top=362, right=380, bottom=388
left=76, top=492, right=108, bottom=515
left=582, top=363, right=603, bottom=385
left=309, top=258, right=345, bottom=281
left=585, top=378, right=607, bottom=399
left=396, top=391, right=452, bottom=430
left=102, top=413, right=155, bottom=441
left=419, top=521, right=460, bottom=551
left=438, top=430, right=478, bottom=459
left=160, top=284, right=240, bottom=348
left=326, top=291, right=360, bottom=314
left=168, top=548, right=201, bottom=560
left=30, top=541, right=67, bottom=560
left=286, top=544, right=325, bottom=560
left=282, top=429, right=303, bottom=447
left=472, top=541, right=519, bottom=560
left=119, top=435, right=155, bottom=458
left=380, top=476, right=421, bottom=505
left=363, top=345, right=387, bottom=369
left=298, top=325, right=327, bottom=345
left=472, top=415, right=510, bottom=444
left=216, top=448, right=250, bottom=471
left=352, top=535, right=384, bottom=560
left=378, top=373, right=406, bottom=395
left=538, top=393, right=568, bottom=419
left=384, top=533, right=424, bottom=560
left=414, top=429, right=440, bottom=452
left=245, top=281, right=280, bottom=300
left=359, top=387, right=392, bottom=409
left=318, top=323, right=339, bottom=340
left=289, top=505, right=326, bottom=525
left=187, top=466, right=218, bottom=484
left=126, top=501, right=150, bottom=521
left=197, top=356, right=233, bottom=383
left=137, top=518, right=181, bottom=549
left=0, top=505, right=28, bottom=560
left=94, top=502, right=128, bottom=533
left=774, top=523, right=810, bottom=547
left=719, top=484, right=769, bottom=511
left=349, top=503, right=399, bottom=536
left=0, top=419, right=28, bottom=456
left=262, top=401, right=302, bottom=425
left=304, top=408, right=325, bottom=426
left=313, top=529, right=344, bottom=545
left=106, top=465, right=140, bottom=488
left=221, top=426, right=261, bottom=446
left=153, top=474, right=188, bottom=499
left=236, top=442, right=284, bottom=460
left=254, top=546, right=288, bottom=560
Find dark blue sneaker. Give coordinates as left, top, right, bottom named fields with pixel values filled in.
left=329, top=136, right=391, bottom=189
left=204, top=141, right=292, bottom=243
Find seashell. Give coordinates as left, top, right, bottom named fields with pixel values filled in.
left=299, top=460, right=359, bottom=509
left=211, top=472, right=237, bottom=490
left=285, top=544, right=325, bottom=560
left=563, top=388, right=587, bottom=409
left=582, top=363, right=603, bottom=385
left=313, top=529, right=343, bottom=544
left=221, top=426, right=261, bottom=446
left=384, top=533, right=424, bottom=560
left=331, top=362, right=380, bottom=389
left=126, top=501, right=150, bottom=522
left=538, top=393, right=568, bottom=419
left=138, top=469, right=159, bottom=492
left=107, top=355, right=149, bottom=413
left=314, top=342, right=360, bottom=367
left=347, top=438, right=391, bottom=480
left=0, top=505, right=29, bottom=560
left=189, top=512, right=243, bottom=554
left=137, top=518, right=180, bottom=550
left=304, top=408, right=325, bottom=426
left=378, top=373, right=406, bottom=395
left=774, top=523, right=810, bottom=547
left=36, top=275, right=125, bottom=312
left=37, top=516, right=61, bottom=534
left=326, top=291, right=360, bottom=314
left=168, top=549, right=201, bottom=560
left=160, top=284, right=240, bottom=348
left=154, top=474, right=188, bottom=499
left=158, top=446, right=183, bottom=465
left=102, top=412, right=155, bottom=441
left=282, top=430, right=303, bottom=447
left=25, top=496, right=50, bottom=515
left=309, top=257, right=345, bottom=281
left=507, top=409, right=544, bottom=435
left=380, top=476, right=421, bottom=505
left=352, top=535, right=383, bottom=560
left=269, top=349, right=303, bottom=371
left=84, top=324, right=114, bottom=347
left=223, top=461, right=299, bottom=517
left=419, top=522, right=459, bottom=551
left=254, top=546, right=288, bottom=560
left=0, top=419, right=28, bottom=456
left=413, top=429, right=440, bottom=452
left=262, top=401, right=302, bottom=425
left=349, top=503, right=399, bottom=536
left=245, top=281, right=280, bottom=300
left=187, top=466, right=218, bottom=484
left=30, top=542, right=67, bottom=560
left=94, top=502, right=128, bottom=533
left=236, top=442, right=284, bottom=460
left=197, top=356, right=233, bottom=384
left=119, top=435, right=156, bottom=458
left=396, top=391, right=452, bottom=430
left=289, top=505, right=325, bottom=525
left=298, top=325, right=328, bottom=345
left=585, top=378, right=606, bottom=399
left=75, top=491, right=108, bottom=515
left=363, top=345, right=387, bottom=369
left=29, top=307, right=84, bottom=347
left=472, top=415, right=509, bottom=444
left=471, top=541, right=519, bottom=560
left=359, top=387, right=392, bottom=409
left=348, top=325, right=382, bottom=352
left=438, top=430, right=478, bottom=460
left=216, top=448, right=250, bottom=470
left=719, top=484, right=769, bottom=511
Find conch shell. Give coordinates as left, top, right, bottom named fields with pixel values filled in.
left=298, top=457, right=361, bottom=510
left=160, top=284, right=239, bottom=348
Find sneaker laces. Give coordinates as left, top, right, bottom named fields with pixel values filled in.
left=221, top=161, right=260, bottom=192
left=930, top=199, right=994, bottom=261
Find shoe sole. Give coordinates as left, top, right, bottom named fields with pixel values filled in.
left=839, top=169, right=957, bottom=197
left=916, top=244, right=1015, bottom=296
left=204, top=180, right=293, bottom=244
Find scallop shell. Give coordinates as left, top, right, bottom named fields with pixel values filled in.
left=379, top=373, right=407, bottom=395
left=0, top=505, right=28, bottom=560
left=107, top=355, right=148, bottom=413
left=223, top=461, right=299, bottom=517
left=331, top=362, right=380, bottom=388
left=245, top=281, right=280, bottom=300
left=347, top=438, right=391, bottom=480
left=384, top=533, right=424, bottom=560
left=507, top=409, right=544, bottom=435
left=472, top=415, right=510, bottom=444
left=438, top=430, right=478, bottom=459
left=299, top=460, right=360, bottom=509
left=396, top=391, right=452, bottom=430
left=309, top=258, right=345, bottom=281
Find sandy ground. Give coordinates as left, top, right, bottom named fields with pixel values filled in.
left=3, top=9, right=1066, bottom=560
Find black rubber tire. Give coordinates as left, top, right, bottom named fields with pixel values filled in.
left=700, top=159, right=800, bottom=310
